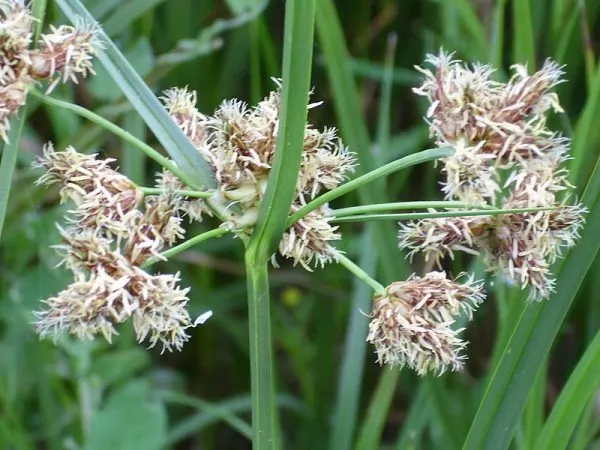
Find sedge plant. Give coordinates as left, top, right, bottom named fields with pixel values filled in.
left=0, top=0, right=591, bottom=449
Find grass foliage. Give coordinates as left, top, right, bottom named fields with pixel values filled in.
left=2, top=0, right=600, bottom=449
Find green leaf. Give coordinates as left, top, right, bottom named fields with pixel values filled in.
left=89, top=37, right=155, bottom=103
left=249, top=0, right=316, bottom=258
left=328, top=227, right=377, bottom=450
left=534, top=327, right=600, bottom=449
left=55, top=0, right=216, bottom=190
left=0, top=116, right=27, bottom=241
left=90, top=349, right=150, bottom=387
left=511, top=0, right=536, bottom=64
left=354, top=369, right=400, bottom=450
left=85, top=380, right=167, bottom=450
left=462, top=156, right=600, bottom=449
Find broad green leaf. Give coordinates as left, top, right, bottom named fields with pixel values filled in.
left=85, top=380, right=167, bottom=450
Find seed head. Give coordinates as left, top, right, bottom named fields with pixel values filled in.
left=276, top=205, right=341, bottom=270
left=414, top=51, right=567, bottom=203
left=161, top=83, right=355, bottom=269
left=34, top=145, right=210, bottom=350
left=366, top=272, right=485, bottom=375
left=0, top=3, right=99, bottom=141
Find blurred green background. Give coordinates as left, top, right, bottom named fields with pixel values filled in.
left=2, top=0, right=600, bottom=449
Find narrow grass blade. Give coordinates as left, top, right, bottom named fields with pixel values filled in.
left=244, top=2, right=316, bottom=448
left=512, top=0, right=536, bottom=64
left=393, top=387, right=431, bottom=450
left=0, top=116, right=26, bottom=241
left=316, top=2, right=415, bottom=446
left=328, top=227, right=377, bottom=450
left=534, top=327, right=600, bottom=450
left=316, top=0, right=408, bottom=283
left=56, top=0, right=216, bottom=189
left=249, top=0, right=316, bottom=256
left=446, top=0, right=488, bottom=60
left=354, top=369, right=400, bottom=450
left=102, top=0, right=167, bottom=36
left=462, top=157, right=600, bottom=450
left=569, top=62, right=600, bottom=189
left=522, top=360, right=547, bottom=449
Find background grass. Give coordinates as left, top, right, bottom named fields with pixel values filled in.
left=2, top=0, right=600, bottom=449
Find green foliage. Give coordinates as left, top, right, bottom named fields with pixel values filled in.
left=2, top=0, right=600, bottom=449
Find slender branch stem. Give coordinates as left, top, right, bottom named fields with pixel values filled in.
left=29, top=89, right=201, bottom=190
left=138, top=186, right=213, bottom=198
left=336, top=253, right=385, bottom=295
left=142, top=228, right=228, bottom=268
left=330, top=201, right=495, bottom=218
left=331, top=206, right=557, bottom=223
left=286, top=146, right=454, bottom=226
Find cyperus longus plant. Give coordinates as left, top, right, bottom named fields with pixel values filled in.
left=5, top=0, right=587, bottom=448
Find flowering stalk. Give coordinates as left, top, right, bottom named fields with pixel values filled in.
left=287, top=146, right=454, bottom=226
left=330, top=201, right=497, bottom=217
left=331, top=206, right=556, bottom=223
left=29, top=89, right=201, bottom=190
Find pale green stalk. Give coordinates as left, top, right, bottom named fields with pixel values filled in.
left=331, top=206, right=555, bottom=223
left=142, top=228, right=228, bottom=268
left=243, top=0, right=316, bottom=448
left=287, top=146, right=454, bottom=226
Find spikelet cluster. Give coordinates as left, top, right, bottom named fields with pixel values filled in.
left=367, top=51, right=586, bottom=376
left=399, top=51, right=586, bottom=301
left=161, top=83, right=356, bottom=269
left=367, top=272, right=485, bottom=375
left=0, top=0, right=99, bottom=141
left=33, top=145, right=210, bottom=351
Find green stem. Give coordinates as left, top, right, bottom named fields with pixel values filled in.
left=287, top=146, right=454, bottom=226
left=138, top=187, right=213, bottom=198
left=29, top=89, right=200, bottom=190
left=330, top=201, right=495, bottom=217
left=336, top=253, right=385, bottom=295
left=142, top=228, right=228, bottom=268
left=245, top=250, right=279, bottom=449
left=330, top=206, right=556, bottom=223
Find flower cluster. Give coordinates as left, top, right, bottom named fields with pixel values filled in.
left=367, top=272, right=485, bottom=375
left=0, top=0, right=99, bottom=141
left=398, top=51, right=586, bottom=301
left=366, top=51, right=586, bottom=376
left=162, top=83, right=356, bottom=269
left=33, top=145, right=208, bottom=351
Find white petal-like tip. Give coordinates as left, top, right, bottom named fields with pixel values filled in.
left=193, top=310, right=213, bottom=326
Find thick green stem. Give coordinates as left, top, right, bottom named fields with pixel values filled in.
left=245, top=250, right=278, bottom=449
